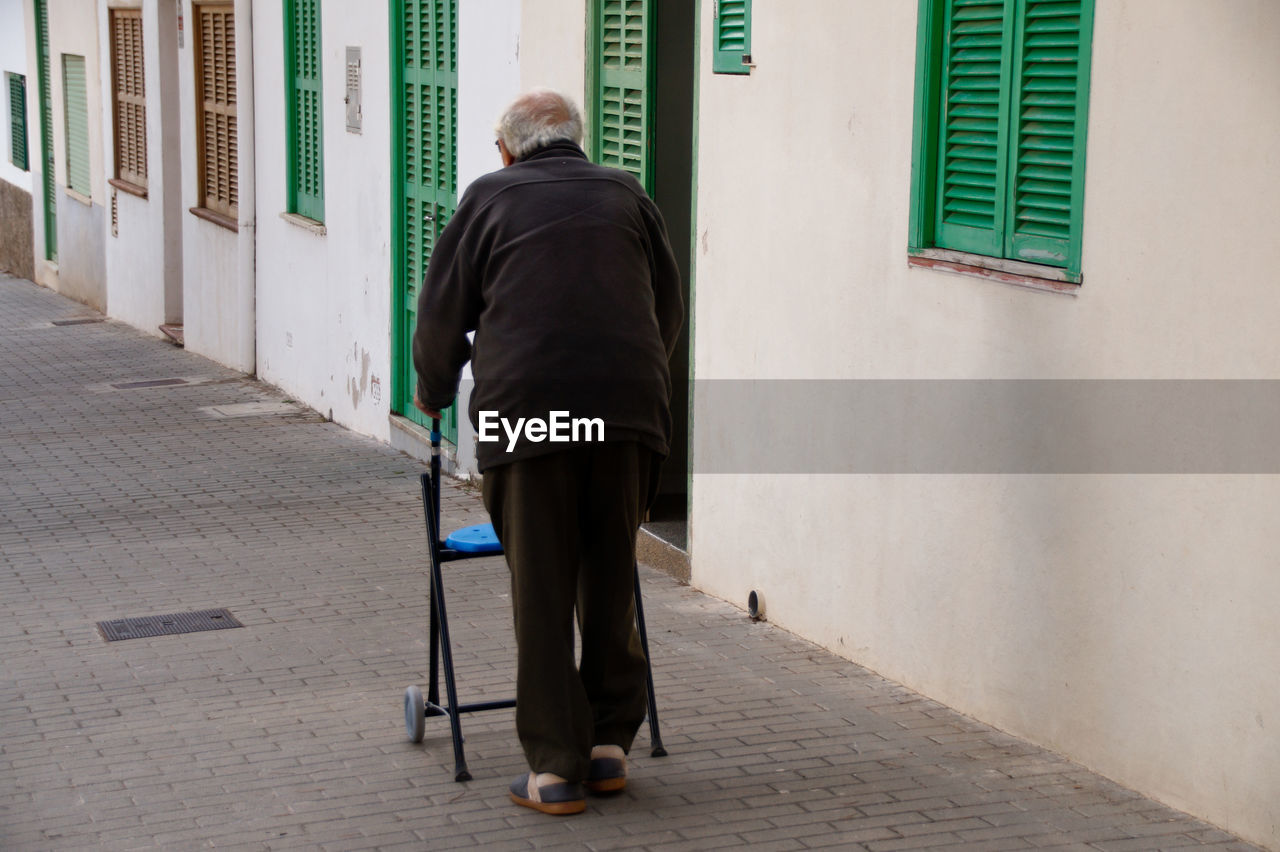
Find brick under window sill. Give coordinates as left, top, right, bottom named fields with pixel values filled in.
left=908, top=248, right=1080, bottom=295
left=279, top=211, right=327, bottom=236
left=109, top=178, right=148, bottom=199
left=190, top=206, right=238, bottom=232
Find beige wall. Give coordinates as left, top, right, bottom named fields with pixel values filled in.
left=178, top=0, right=254, bottom=373
left=690, top=1, right=1280, bottom=847
left=100, top=0, right=184, bottom=335
left=48, top=0, right=104, bottom=204
left=518, top=0, right=585, bottom=106
left=42, top=0, right=106, bottom=308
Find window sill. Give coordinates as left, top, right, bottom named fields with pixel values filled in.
left=189, top=206, right=239, bottom=232
left=908, top=248, right=1080, bottom=295
left=64, top=187, right=93, bottom=207
left=279, top=211, right=326, bottom=236
left=109, top=178, right=148, bottom=199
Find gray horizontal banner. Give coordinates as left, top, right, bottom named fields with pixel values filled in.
left=690, top=380, right=1280, bottom=474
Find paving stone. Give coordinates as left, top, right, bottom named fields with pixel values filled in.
left=0, top=273, right=1264, bottom=851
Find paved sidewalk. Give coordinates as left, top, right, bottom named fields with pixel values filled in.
left=0, top=273, right=1260, bottom=851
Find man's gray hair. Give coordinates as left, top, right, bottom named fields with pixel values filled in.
left=494, top=89, right=584, bottom=160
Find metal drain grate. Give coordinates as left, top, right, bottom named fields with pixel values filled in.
left=109, top=378, right=189, bottom=390
left=51, top=317, right=105, bottom=326
left=98, top=609, right=243, bottom=642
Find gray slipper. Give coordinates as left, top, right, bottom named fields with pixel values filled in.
left=586, top=756, right=627, bottom=794
left=509, top=773, right=586, bottom=815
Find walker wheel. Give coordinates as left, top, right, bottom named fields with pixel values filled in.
left=404, top=685, right=426, bottom=743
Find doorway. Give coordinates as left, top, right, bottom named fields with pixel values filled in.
left=587, top=0, right=695, bottom=550
left=391, top=0, right=460, bottom=445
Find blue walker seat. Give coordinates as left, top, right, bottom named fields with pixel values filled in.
left=444, top=523, right=502, bottom=554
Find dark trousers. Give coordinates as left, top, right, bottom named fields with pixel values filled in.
left=482, top=441, right=657, bottom=782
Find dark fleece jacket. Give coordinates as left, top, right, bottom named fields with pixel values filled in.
left=412, top=141, right=684, bottom=471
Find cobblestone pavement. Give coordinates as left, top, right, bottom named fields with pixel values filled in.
left=0, top=273, right=1262, bottom=851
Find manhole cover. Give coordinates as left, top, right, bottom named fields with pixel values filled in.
left=109, top=378, right=189, bottom=390
left=98, top=609, right=243, bottom=642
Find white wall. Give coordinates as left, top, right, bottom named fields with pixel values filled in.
left=519, top=0, right=584, bottom=102
left=254, top=0, right=393, bottom=437
left=100, top=0, right=182, bottom=335
left=179, top=0, right=253, bottom=373
left=446, top=0, right=521, bottom=471
left=0, top=0, right=32, bottom=192
left=254, top=1, right=522, bottom=451
left=43, top=0, right=106, bottom=308
left=20, top=0, right=52, bottom=280
left=690, top=0, right=1280, bottom=847
left=458, top=0, right=520, bottom=195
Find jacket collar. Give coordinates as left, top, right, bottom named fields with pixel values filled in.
left=516, top=140, right=589, bottom=163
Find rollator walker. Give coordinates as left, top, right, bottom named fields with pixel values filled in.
left=402, top=418, right=668, bottom=781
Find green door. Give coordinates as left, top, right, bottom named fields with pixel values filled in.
left=33, top=0, right=56, bottom=261
left=589, top=0, right=654, bottom=192
left=391, top=0, right=458, bottom=441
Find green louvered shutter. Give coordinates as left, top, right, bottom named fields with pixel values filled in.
left=712, top=0, right=751, bottom=74
left=933, top=0, right=1014, bottom=258
left=394, top=0, right=458, bottom=436
left=592, top=0, right=651, bottom=190
left=1005, top=0, right=1093, bottom=271
left=34, top=0, right=56, bottom=259
left=285, top=0, right=324, bottom=221
left=7, top=74, right=27, bottom=171
left=62, top=54, right=91, bottom=196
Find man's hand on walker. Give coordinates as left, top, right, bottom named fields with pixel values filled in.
left=413, top=389, right=442, bottom=420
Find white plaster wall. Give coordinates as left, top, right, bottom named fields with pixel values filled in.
left=21, top=0, right=47, bottom=274
left=45, top=0, right=106, bottom=308
left=100, top=0, right=181, bottom=335
left=49, top=0, right=105, bottom=204
left=458, top=0, right=519, bottom=196
left=253, top=1, right=392, bottom=437
left=518, top=0, right=584, bottom=104
left=0, top=0, right=32, bottom=192
left=447, top=0, right=521, bottom=472
left=690, top=1, right=1280, bottom=847
left=179, top=0, right=253, bottom=373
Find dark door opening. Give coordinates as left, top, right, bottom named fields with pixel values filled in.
left=646, top=0, right=695, bottom=550
left=587, top=0, right=695, bottom=551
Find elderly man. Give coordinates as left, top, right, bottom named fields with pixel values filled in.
left=412, top=89, right=683, bottom=815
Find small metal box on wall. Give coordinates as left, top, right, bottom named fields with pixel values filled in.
left=345, top=47, right=362, bottom=133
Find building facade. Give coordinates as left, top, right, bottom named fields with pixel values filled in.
left=0, top=0, right=34, bottom=279
left=2, top=1, right=1277, bottom=847
left=676, top=1, right=1278, bottom=845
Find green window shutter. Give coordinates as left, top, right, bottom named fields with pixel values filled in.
left=1004, top=0, right=1093, bottom=272
left=712, top=0, right=752, bottom=74
left=35, top=0, right=56, bottom=259
left=914, top=0, right=1093, bottom=279
left=7, top=73, right=28, bottom=171
left=62, top=54, right=91, bottom=196
left=286, top=0, right=324, bottom=222
left=933, top=0, right=1014, bottom=258
left=393, top=0, right=458, bottom=437
left=591, top=0, right=651, bottom=189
